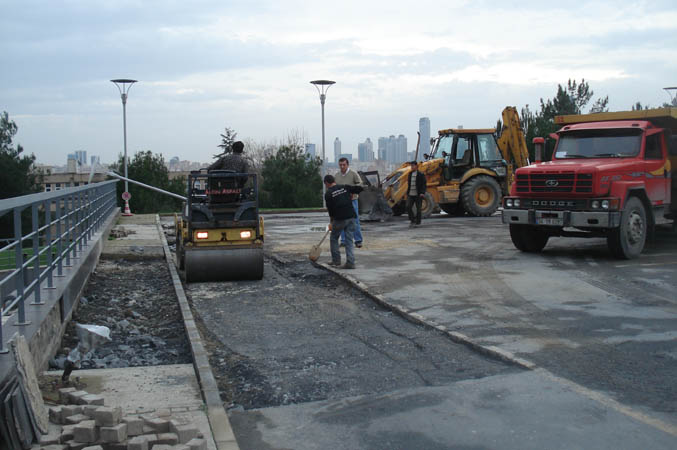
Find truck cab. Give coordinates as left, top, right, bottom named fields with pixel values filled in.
left=502, top=108, right=677, bottom=259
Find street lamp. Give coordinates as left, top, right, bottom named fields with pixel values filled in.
left=111, top=78, right=137, bottom=216
left=663, top=87, right=677, bottom=106
left=310, top=79, right=335, bottom=205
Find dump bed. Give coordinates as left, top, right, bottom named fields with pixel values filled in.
left=555, top=107, right=677, bottom=133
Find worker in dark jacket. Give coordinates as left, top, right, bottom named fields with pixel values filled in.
left=406, top=161, right=427, bottom=227
left=324, top=175, right=363, bottom=269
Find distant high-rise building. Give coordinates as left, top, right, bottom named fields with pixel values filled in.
left=333, top=137, right=341, bottom=163
left=74, top=150, right=87, bottom=166
left=90, top=155, right=100, bottom=166
left=305, top=143, right=316, bottom=158
left=379, top=135, right=408, bottom=164
left=357, top=138, right=374, bottom=162
left=377, top=137, right=388, bottom=160
left=419, top=117, right=430, bottom=157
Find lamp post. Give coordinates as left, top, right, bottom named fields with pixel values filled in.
left=310, top=79, right=335, bottom=205
left=664, top=87, right=677, bottom=106
left=111, top=78, right=137, bottom=216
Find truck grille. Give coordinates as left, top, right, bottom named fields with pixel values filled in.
left=516, top=172, right=593, bottom=193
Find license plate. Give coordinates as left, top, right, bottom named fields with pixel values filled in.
left=537, top=218, right=563, bottom=226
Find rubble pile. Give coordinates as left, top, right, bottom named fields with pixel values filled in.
left=49, top=260, right=191, bottom=370
left=40, top=387, right=206, bottom=450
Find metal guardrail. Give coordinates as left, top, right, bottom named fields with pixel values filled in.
left=0, top=180, right=118, bottom=353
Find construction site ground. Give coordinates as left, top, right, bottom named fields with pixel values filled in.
left=158, top=211, right=677, bottom=450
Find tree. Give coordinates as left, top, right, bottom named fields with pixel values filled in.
left=214, top=127, right=238, bottom=159
left=111, top=151, right=185, bottom=213
left=260, top=144, right=322, bottom=208
left=517, top=79, right=609, bottom=161
left=0, top=111, right=43, bottom=200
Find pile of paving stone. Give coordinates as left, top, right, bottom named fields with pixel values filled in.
left=39, top=387, right=206, bottom=450
left=49, top=260, right=191, bottom=371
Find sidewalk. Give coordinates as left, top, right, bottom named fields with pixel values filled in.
left=46, top=213, right=237, bottom=450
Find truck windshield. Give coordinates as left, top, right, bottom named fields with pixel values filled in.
left=477, top=134, right=502, bottom=162
left=554, top=129, right=642, bottom=159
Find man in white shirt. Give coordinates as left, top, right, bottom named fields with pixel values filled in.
left=334, top=157, right=364, bottom=247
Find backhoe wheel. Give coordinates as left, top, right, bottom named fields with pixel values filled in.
left=509, top=224, right=549, bottom=253
left=391, top=202, right=406, bottom=216
left=420, top=192, right=436, bottom=218
left=607, top=196, right=647, bottom=259
left=461, top=175, right=501, bottom=216
left=440, top=202, right=464, bottom=216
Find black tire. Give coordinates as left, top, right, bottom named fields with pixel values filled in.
left=440, top=202, right=465, bottom=216
left=420, top=192, right=436, bottom=218
left=461, top=175, right=501, bottom=216
left=392, top=202, right=406, bottom=216
left=509, top=224, right=549, bottom=252
left=176, top=233, right=185, bottom=270
left=607, top=196, right=647, bottom=259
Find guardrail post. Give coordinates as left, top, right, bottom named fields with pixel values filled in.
left=31, top=203, right=43, bottom=305
left=45, top=199, right=55, bottom=289
left=55, top=197, right=64, bottom=276
left=14, top=208, right=30, bottom=326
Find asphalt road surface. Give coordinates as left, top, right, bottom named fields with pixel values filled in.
left=166, top=212, right=677, bottom=449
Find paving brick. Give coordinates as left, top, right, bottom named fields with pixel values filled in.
left=80, top=394, right=105, bottom=406
left=41, top=445, right=66, bottom=450
left=144, top=417, right=169, bottom=433
left=58, top=388, right=77, bottom=404
left=65, top=414, right=90, bottom=425
left=64, top=440, right=90, bottom=450
left=39, top=429, right=61, bottom=445
left=49, top=406, right=65, bottom=425
left=171, top=425, right=198, bottom=444
left=60, top=425, right=76, bottom=443
left=73, top=420, right=98, bottom=443
left=100, top=423, right=128, bottom=443
left=81, top=446, right=104, bottom=450
left=155, top=433, right=178, bottom=445
left=82, top=405, right=99, bottom=419
left=150, top=446, right=172, bottom=450
left=62, top=405, right=83, bottom=418
left=155, top=409, right=171, bottom=418
left=173, top=446, right=190, bottom=450
left=185, top=438, right=206, bottom=450
left=143, top=434, right=159, bottom=447
left=127, top=436, right=149, bottom=450
left=93, top=407, right=122, bottom=427
left=67, top=391, right=89, bottom=405
left=101, top=443, right=127, bottom=450
left=122, top=416, right=144, bottom=436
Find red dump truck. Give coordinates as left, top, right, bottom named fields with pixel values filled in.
left=502, top=108, right=677, bottom=258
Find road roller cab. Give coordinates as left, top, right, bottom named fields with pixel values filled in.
left=175, top=169, right=264, bottom=281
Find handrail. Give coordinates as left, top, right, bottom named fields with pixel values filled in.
left=0, top=180, right=118, bottom=353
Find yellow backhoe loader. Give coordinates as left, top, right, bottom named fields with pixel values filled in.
left=376, top=106, right=530, bottom=218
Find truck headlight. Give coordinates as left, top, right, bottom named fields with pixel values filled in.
left=506, top=199, right=513, bottom=207
left=495, top=167, right=506, bottom=176
left=514, top=199, right=521, bottom=207
left=591, top=200, right=600, bottom=209
left=601, top=200, right=609, bottom=210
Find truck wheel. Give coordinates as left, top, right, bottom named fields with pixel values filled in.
left=420, top=192, right=436, bottom=218
left=461, top=175, right=501, bottom=216
left=509, top=224, right=549, bottom=252
left=440, top=203, right=464, bottom=216
left=607, top=196, right=647, bottom=259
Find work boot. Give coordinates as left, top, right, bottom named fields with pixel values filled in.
left=328, top=261, right=341, bottom=267
left=341, top=263, right=355, bottom=269
left=355, top=242, right=363, bottom=248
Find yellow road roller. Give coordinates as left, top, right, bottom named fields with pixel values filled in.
left=175, top=169, right=264, bottom=282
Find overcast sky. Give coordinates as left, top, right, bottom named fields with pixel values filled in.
left=3, top=0, right=677, bottom=166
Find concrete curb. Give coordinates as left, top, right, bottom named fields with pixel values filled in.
left=279, top=254, right=538, bottom=371
left=155, top=216, right=240, bottom=450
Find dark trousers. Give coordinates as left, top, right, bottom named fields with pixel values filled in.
left=407, top=195, right=422, bottom=224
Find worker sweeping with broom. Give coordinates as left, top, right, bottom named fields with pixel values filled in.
left=322, top=174, right=363, bottom=269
